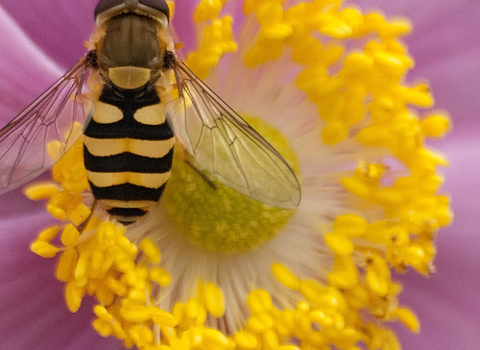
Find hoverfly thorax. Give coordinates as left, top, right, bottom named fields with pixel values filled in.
left=93, top=0, right=173, bottom=90
left=101, top=14, right=161, bottom=71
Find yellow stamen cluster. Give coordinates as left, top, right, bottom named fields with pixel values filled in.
left=25, top=125, right=90, bottom=225
left=31, top=217, right=180, bottom=349
left=27, top=151, right=177, bottom=347
left=186, top=0, right=238, bottom=78
left=230, top=0, right=451, bottom=347
left=253, top=263, right=417, bottom=349
left=28, top=133, right=238, bottom=350
left=27, top=141, right=180, bottom=348
left=231, top=282, right=415, bottom=350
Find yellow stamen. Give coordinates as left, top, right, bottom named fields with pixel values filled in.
left=234, top=330, right=258, bottom=349
left=30, top=241, right=59, bottom=258
left=324, top=232, right=354, bottom=256
left=65, top=281, right=85, bottom=313
left=94, top=305, right=114, bottom=323
left=203, top=329, right=231, bottom=349
left=150, top=267, right=172, bottom=287
left=56, top=248, right=78, bottom=282
left=272, top=263, right=300, bottom=290
left=420, top=113, right=452, bottom=137
left=333, top=214, right=368, bottom=238
left=187, top=15, right=237, bottom=78
left=393, top=307, right=420, bottom=333
left=140, top=237, right=162, bottom=264
left=194, top=0, right=230, bottom=22
left=328, top=256, right=359, bottom=289
left=24, top=183, right=60, bottom=200
left=204, top=282, right=225, bottom=317
left=36, top=226, right=60, bottom=242
left=365, top=254, right=392, bottom=296
left=61, top=224, right=81, bottom=248
left=247, top=290, right=273, bottom=315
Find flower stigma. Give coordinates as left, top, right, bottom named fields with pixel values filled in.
left=163, top=115, right=298, bottom=254
left=25, top=0, right=452, bottom=349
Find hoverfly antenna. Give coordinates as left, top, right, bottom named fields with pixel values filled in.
left=95, top=0, right=170, bottom=26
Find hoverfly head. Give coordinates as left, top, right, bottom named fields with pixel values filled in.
left=94, top=0, right=170, bottom=27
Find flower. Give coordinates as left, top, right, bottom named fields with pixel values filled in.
left=0, top=0, right=476, bottom=350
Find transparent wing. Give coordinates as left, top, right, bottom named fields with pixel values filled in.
left=165, top=59, right=301, bottom=209
left=0, top=56, right=91, bottom=194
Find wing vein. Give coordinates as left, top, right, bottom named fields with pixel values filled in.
left=0, top=56, right=91, bottom=194
left=165, top=58, right=301, bottom=208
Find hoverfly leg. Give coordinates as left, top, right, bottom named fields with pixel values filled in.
left=77, top=200, right=99, bottom=234
left=86, top=50, right=99, bottom=69
left=181, top=150, right=217, bottom=191
left=186, top=160, right=218, bottom=190
left=163, top=50, right=176, bottom=70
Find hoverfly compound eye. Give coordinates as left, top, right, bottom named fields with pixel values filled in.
left=94, top=0, right=170, bottom=27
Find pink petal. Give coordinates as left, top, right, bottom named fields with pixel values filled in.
left=171, top=0, right=197, bottom=51
left=0, top=0, right=95, bottom=68
left=0, top=213, right=121, bottom=349
left=0, top=6, right=66, bottom=218
left=0, top=6, right=62, bottom=126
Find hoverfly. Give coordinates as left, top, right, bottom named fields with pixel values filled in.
left=0, top=0, right=301, bottom=224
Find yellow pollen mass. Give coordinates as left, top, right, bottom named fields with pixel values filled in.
left=163, top=115, right=299, bottom=253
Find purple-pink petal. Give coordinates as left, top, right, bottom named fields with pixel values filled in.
left=0, top=6, right=62, bottom=123
left=0, top=0, right=96, bottom=68
left=0, top=0, right=478, bottom=349
left=0, top=5, right=64, bottom=218
left=0, top=213, right=121, bottom=349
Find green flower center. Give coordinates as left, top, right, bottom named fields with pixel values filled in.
left=163, top=115, right=299, bottom=254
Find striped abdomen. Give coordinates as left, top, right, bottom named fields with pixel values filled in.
left=84, top=82, right=174, bottom=224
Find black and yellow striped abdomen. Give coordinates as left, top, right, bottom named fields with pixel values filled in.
left=84, top=82, right=174, bottom=224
